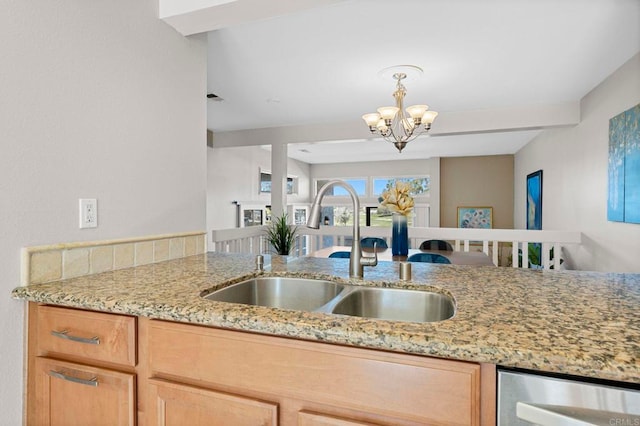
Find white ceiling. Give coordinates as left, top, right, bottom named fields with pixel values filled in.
left=205, top=0, right=640, bottom=162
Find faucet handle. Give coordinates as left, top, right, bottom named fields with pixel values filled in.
left=360, top=242, right=378, bottom=267
left=255, top=254, right=264, bottom=271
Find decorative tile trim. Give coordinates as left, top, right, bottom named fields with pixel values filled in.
left=22, top=231, right=206, bottom=286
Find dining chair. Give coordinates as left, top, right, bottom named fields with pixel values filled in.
left=360, top=237, right=388, bottom=249
left=407, top=253, right=452, bottom=264
left=419, top=239, right=453, bottom=251
left=328, top=251, right=351, bottom=259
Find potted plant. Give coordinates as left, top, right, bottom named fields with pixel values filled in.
left=265, top=213, right=297, bottom=255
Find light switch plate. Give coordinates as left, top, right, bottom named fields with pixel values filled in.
left=79, top=198, right=98, bottom=229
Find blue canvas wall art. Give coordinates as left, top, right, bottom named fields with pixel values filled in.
left=608, top=103, right=640, bottom=224
left=457, top=207, right=493, bottom=229
left=526, top=170, right=543, bottom=230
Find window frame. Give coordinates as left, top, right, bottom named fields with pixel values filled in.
left=260, top=169, right=298, bottom=195
left=313, top=177, right=368, bottom=198
left=372, top=175, right=431, bottom=199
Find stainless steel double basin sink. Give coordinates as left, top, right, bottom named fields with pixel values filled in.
left=202, top=276, right=455, bottom=323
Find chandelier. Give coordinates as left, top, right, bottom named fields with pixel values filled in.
left=362, top=71, right=438, bottom=153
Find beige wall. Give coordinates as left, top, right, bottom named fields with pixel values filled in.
left=440, top=155, right=514, bottom=229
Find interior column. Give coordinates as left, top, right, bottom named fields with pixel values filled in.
left=270, top=143, right=288, bottom=220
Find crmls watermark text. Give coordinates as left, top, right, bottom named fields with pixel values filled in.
left=609, top=418, right=640, bottom=426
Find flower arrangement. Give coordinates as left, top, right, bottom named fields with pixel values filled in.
left=378, top=181, right=414, bottom=216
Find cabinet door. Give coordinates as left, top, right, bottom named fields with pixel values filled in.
left=149, top=378, right=278, bottom=426
left=298, top=411, right=377, bottom=426
left=35, top=357, right=135, bottom=426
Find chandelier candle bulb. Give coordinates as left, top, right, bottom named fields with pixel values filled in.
left=421, top=110, right=439, bottom=126
left=362, top=113, right=382, bottom=128
left=406, top=104, right=428, bottom=120
left=377, top=106, right=399, bottom=121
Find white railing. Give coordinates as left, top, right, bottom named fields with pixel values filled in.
left=211, top=226, right=582, bottom=270
left=211, top=226, right=269, bottom=255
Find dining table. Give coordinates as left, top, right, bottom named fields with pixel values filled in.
left=308, top=245, right=496, bottom=266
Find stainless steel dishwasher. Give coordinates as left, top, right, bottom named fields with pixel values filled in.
left=498, top=369, right=640, bottom=425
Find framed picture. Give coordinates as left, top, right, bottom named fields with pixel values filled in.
left=526, top=170, right=543, bottom=230
left=608, top=103, right=640, bottom=223
left=457, top=207, right=493, bottom=229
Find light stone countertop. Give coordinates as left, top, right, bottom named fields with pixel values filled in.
left=12, top=252, right=640, bottom=384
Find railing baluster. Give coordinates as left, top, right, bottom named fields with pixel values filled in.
left=542, top=242, right=551, bottom=270
left=492, top=241, right=498, bottom=266
left=512, top=242, right=519, bottom=268
left=523, top=241, right=530, bottom=269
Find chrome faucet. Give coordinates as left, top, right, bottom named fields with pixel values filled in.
left=307, top=179, right=378, bottom=278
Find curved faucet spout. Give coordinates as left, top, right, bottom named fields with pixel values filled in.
left=307, top=179, right=377, bottom=278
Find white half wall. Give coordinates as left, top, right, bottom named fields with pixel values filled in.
left=515, top=53, right=640, bottom=273
left=0, top=1, right=207, bottom=422
left=207, top=146, right=311, bottom=230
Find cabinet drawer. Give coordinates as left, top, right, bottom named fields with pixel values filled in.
left=37, top=305, right=136, bottom=367
left=149, top=378, right=278, bottom=426
left=35, top=357, right=135, bottom=426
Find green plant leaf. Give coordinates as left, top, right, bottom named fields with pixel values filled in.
left=265, top=213, right=298, bottom=255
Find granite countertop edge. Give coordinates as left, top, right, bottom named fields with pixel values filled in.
left=12, top=252, right=640, bottom=385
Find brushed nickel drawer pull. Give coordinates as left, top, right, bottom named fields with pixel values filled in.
left=49, top=370, right=99, bottom=387
left=51, top=329, right=100, bottom=345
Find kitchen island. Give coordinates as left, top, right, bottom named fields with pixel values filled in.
left=13, top=253, right=640, bottom=426
left=12, top=252, right=640, bottom=424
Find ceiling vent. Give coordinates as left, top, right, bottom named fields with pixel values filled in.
left=206, top=93, right=224, bottom=101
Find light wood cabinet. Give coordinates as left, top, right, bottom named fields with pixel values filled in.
left=34, top=357, right=135, bottom=426
left=27, top=304, right=139, bottom=426
left=36, top=305, right=136, bottom=367
left=297, top=411, right=376, bottom=426
left=149, top=378, right=278, bottom=426
left=147, top=319, right=494, bottom=425
left=27, top=303, right=496, bottom=425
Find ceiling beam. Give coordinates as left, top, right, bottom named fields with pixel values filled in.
left=160, top=0, right=345, bottom=36
left=210, top=102, right=580, bottom=148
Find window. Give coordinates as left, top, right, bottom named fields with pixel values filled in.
left=373, top=177, right=430, bottom=198
left=260, top=172, right=297, bottom=194
left=293, top=208, right=307, bottom=225
left=320, top=206, right=366, bottom=227
left=315, top=178, right=366, bottom=196
left=365, top=207, right=414, bottom=227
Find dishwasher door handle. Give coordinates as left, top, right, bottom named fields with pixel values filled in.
left=516, top=402, right=640, bottom=426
